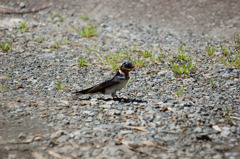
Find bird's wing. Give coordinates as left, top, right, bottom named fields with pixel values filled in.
left=74, top=76, right=124, bottom=94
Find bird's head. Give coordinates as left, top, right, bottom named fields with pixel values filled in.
left=120, top=62, right=135, bottom=73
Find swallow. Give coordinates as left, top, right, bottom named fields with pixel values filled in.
left=74, top=62, right=135, bottom=98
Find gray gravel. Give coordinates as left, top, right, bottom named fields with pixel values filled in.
left=0, top=4, right=240, bottom=159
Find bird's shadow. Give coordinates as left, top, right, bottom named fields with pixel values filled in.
left=98, top=97, right=147, bottom=103
left=75, top=97, right=146, bottom=103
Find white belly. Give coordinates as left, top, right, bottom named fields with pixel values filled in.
left=104, top=80, right=128, bottom=94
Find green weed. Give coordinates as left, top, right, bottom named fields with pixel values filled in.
left=50, top=12, right=60, bottom=20
left=0, top=42, right=11, bottom=52
left=218, top=55, right=240, bottom=69
left=220, top=44, right=231, bottom=56
left=171, top=61, right=194, bottom=74
left=63, top=40, right=71, bottom=44
left=225, top=105, right=235, bottom=125
left=34, top=37, right=45, bottom=43
left=141, top=50, right=152, bottom=58
left=233, top=33, right=240, bottom=50
left=206, top=44, right=215, bottom=57
left=80, top=23, right=97, bottom=38
left=157, top=54, right=163, bottom=61
left=59, top=16, right=65, bottom=22
left=176, top=86, right=183, bottom=98
left=209, top=78, right=215, bottom=87
left=51, top=41, right=60, bottom=51
left=18, top=20, right=28, bottom=33
left=50, top=13, right=55, bottom=20
left=55, top=81, right=66, bottom=90
left=0, top=84, right=6, bottom=93
left=175, top=43, right=190, bottom=61
left=79, top=13, right=89, bottom=21
left=78, top=56, right=87, bottom=66
left=132, top=56, right=147, bottom=67
left=98, top=50, right=127, bottom=70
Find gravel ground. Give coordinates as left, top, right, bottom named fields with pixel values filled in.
left=0, top=1, right=240, bottom=159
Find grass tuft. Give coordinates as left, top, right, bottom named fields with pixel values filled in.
left=80, top=23, right=97, bottom=38
left=55, top=81, right=66, bottom=90
left=51, top=41, right=60, bottom=51
left=171, top=61, right=194, bottom=74
left=34, top=37, right=45, bottom=43
left=206, top=44, right=215, bottom=57
left=18, top=20, right=28, bottom=33
left=80, top=13, right=89, bottom=21
left=0, top=84, right=6, bottom=93
left=0, top=42, right=12, bottom=52
left=209, top=78, right=215, bottom=87
left=78, top=56, right=87, bottom=66
left=176, top=86, right=183, bottom=98
left=175, top=43, right=191, bottom=61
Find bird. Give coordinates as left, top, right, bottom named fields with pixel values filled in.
left=74, top=62, right=135, bottom=99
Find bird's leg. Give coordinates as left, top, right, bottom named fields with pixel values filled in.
left=112, top=92, right=120, bottom=100
left=112, top=92, right=116, bottom=98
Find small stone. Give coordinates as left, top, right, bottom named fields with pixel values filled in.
left=108, top=109, right=121, bottom=115
left=236, top=127, right=240, bottom=135
left=57, top=135, right=69, bottom=143
left=96, top=124, right=114, bottom=129
left=231, top=126, right=236, bottom=133
left=221, top=127, right=231, bottom=137
left=16, top=108, right=23, bottom=112
left=145, top=105, right=153, bottom=112
left=19, top=2, right=25, bottom=8
left=194, top=127, right=202, bottom=133
left=101, top=104, right=111, bottom=109
left=125, top=110, right=134, bottom=115
left=212, top=125, right=221, bottom=132
left=18, top=133, right=26, bottom=139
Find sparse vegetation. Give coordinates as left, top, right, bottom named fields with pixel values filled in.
left=55, top=81, right=66, bottom=90
left=224, top=105, right=235, bottom=125
left=175, top=43, right=191, bottom=61
left=170, top=44, right=195, bottom=74
left=98, top=48, right=129, bottom=70
left=132, top=56, right=147, bottom=67
left=206, top=44, right=215, bottom=57
left=85, top=45, right=97, bottom=52
left=0, top=42, right=11, bottom=52
left=80, top=23, right=98, bottom=38
left=141, top=50, right=152, bottom=58
left=18, top=20, right=28, bottom=33
left=171, top=61, right=194, bottom=74
left=51, top=41, right=60, bottom=51
left=34, top=37, right=45, bottom=43
left=63, top=40, right=71, bottom=44
left=59, top=16, right=65, bottom=22
left=50, top=12, right=60, bottom=20
left=78, top=56, right=87, bottom=66
left=80, top=13, right=89, bottom=21
left=98, top=46, right=163, bottom=69
left=215, top=35, right=240, bottom=69
left=0, top=84, right=6, bottom=93
left=176, top=86, right=183, bottom=98
left=157, top=54, right=163, bottom=61
left=209, top=78, right=215, bottom=87
left=70, top=23, right=98, bottom=38
left=50, top=13, right=56, bottom=20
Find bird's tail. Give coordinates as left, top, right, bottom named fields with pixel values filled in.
left=73, top=87, right=92, bottom=94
